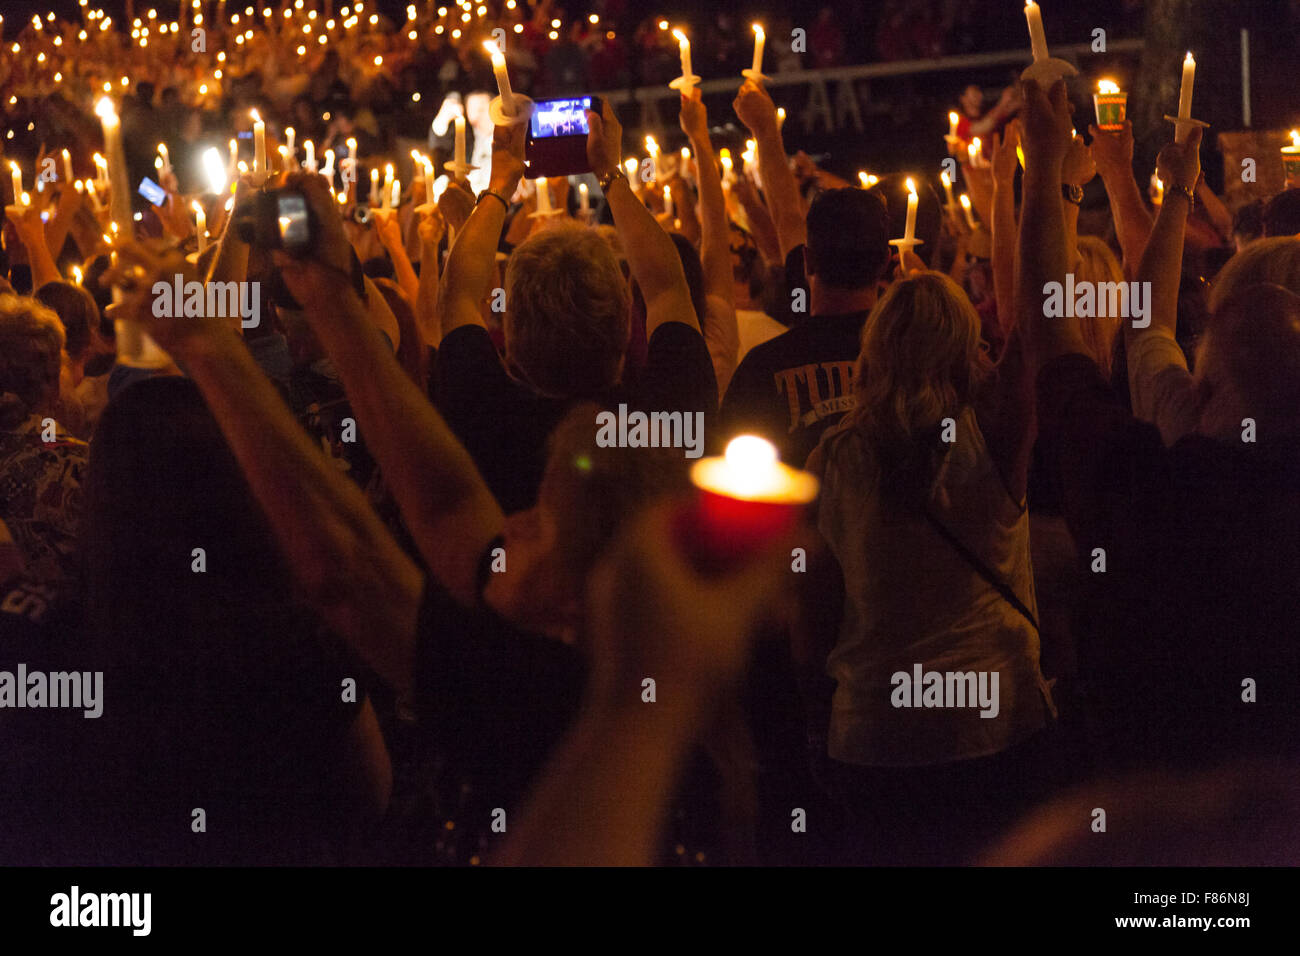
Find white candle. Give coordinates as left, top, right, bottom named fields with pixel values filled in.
left=193, top=199, right=207, bottom=254
left=370, top=167, right=380, bottom=205
left=454, top=115, right=466, bottom=173
left=940, top=170, right=955, bottom=207
left=382, top=162, right=395, bottom=209
left=284, top=126, right=295, bottom=161
left=1025, top=1, right=1048, bottom=63
left=251, top=108, right=266, bottom=177
left=750, top=24, right=765, bottom=74
left=535, top=177, right=551, bottom=214
left=776, top=107, right=786, bottom=131
left=390, top=178, right=400, bottom=210
left=485, top=40, right=516, bottom=116
left=646, top=135, right=661, bottom=179
left=95, top=97, right=132, bottom=228
left=673, top=29, right=692, bottom=79
left=959, top=193, right=976, bottom=229
left=202, top=146, right=226, bottom=194
left=424, top=159, right=436, bottom=204
left=10, top=161, right=23, bottom=205
left=322, top=149, right=336, bottom=181
left=1178, top=51, right=1196, bottom=120
left=228, top=137, right=239, bottom=177
left=904, top=177, right=918, bottom=243
left=948, top=110, right=959, bottom=139
left=663, top=184, right=673, bottom=219
left=304, top=139, right=316, bottom=172
left=158, top=142, right=171, bottom=177
left=61, top=148, right=74, bottom=186
left=94, top=153, right=108, bottom=189
left=579, top=181, right=589, bottom=212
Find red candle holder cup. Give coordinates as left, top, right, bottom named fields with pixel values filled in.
left=675, top=436, right=820, bottom=573
left=1093, top=91, right=1127, bottom=131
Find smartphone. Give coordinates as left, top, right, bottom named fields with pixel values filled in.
left=525, top=95, right=601, bottom=178
left=237, top=131, right=253, bottom=140
left=276, top=192, right=311, bottom=253
left=138, top=176, right=167, bottom=206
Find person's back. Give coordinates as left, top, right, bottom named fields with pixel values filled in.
left=817, top=408, right=1048, bottom=767
left=720, top=188, right=890, bottom=466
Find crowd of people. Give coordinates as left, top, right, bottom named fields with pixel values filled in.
left=3, top=2, right=1300, bottom=868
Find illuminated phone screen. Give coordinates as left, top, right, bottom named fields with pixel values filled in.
left=530, top=97, right=593, bottom=139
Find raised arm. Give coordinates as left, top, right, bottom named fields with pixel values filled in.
left=438, top=126, right=526, bottom=339
left=10, top=205, right=63, bottom=291
left=1089, top=122, right=1154, bottom=278
left=733, top=80, right=807, bottom=259
left=275, top=173, right=506, bottom=611
left=680, top=88, right=739, bottom=390
left=106, top=241, right=423, bottom=695
left=989, top=124, right=1020, bottom=338
left=587, top=100, right=700, bottom=336
left=1018, top=78, right=1084, bottom=375
left=374, top=209, right=420, bottom=306
left=1125, top=129, right=1203, bottom=438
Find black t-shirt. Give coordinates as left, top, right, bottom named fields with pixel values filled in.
left=1036, top=352, right=1300, bottom=769
left=719, top=311, right=868, bottom=468
left=436, top=321, right=718, bottom=514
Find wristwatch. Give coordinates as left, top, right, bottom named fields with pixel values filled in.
left=598, top=167, right=626, bottom=193
left=1062, top=183, right=1084, bottom=206
left=1165, top=183, right=1196, bottom=208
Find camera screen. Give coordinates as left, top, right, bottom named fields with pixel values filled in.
left=276, top=193, right=310, bottom=249
left=530, top=97, right=593, bottom=139
left=137, top=176, right=167, bottom=206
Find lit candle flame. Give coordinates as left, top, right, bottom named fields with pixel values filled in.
left=1098, top=79, right=1121, bottom=94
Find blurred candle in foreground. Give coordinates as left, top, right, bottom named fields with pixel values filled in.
left=682, top=435, right=819, bottom=569
left=202, top=146, right=227, bottom=194
left=940, top=169, right=955, bottom=207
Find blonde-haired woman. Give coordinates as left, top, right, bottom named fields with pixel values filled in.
left=798, top=271, right=1055, bottom=864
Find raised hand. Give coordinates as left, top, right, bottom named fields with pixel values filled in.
left=1155, top=125, right=1203, bottom=191
left=1018, top=78, right=1072, bottom=174
left=585, top=98, right=623, bottom=181
left=733, top=78, right=778, bottom=136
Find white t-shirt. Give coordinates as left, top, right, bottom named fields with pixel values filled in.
left=816, top=409, right=1051, bottom=766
